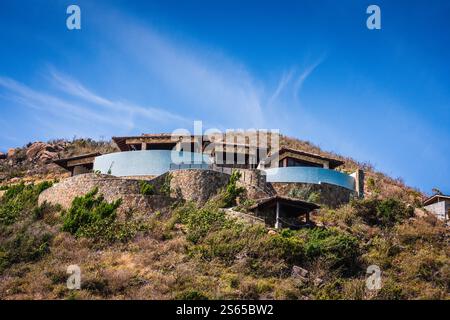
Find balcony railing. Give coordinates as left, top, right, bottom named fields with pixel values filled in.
left=263, top=167, right=355, bottom=190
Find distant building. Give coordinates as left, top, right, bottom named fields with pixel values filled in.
left=423, top=194, right=450, bottom=222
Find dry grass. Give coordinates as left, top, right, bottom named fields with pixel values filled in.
left=0, top=136, right=448, bottom=300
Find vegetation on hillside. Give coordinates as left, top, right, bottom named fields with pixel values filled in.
left=0, top=180, right=447, bottom=299
left=0, top=135, right=447, bottom=300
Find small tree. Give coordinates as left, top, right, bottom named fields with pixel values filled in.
left=223, top=170, right=245, bottom=207
left=139, top=181, right=155, bottom=195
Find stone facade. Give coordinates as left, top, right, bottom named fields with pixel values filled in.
left=38, top=173, right=175, bottom=216
left=38, top=168, right=355, bottom=219
left=150, top=169, right=230, bottom=204
left=149, top=169, right=271, bottom=205
left=270, top=182, right=355, bottom=208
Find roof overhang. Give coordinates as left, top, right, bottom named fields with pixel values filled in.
left=249, top=196, right=320, bottom=212
left=53, top=152, right=101, bottom=171
left=423, top=194, right=450, bottom=206
left=265, top=147, right=344, bottom=169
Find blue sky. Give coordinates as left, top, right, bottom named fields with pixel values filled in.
left=0, top=0, right=449, bottom=194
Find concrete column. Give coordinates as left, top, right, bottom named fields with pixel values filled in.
left=141, top=142, right=147, bottom=150
left=352, top=169, right=365, bottom=198
left=275, top=202, right=280, bottom=229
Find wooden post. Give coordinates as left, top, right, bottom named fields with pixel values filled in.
left=275, top=201, right=280, bottom=229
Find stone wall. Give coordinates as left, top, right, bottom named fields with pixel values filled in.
left=149, top=169, right=271, bottom=205
left=270, top=182, right=355, bottom=208
left=150, top=169, right=230, bottom=204
left=38, top=173, right=174, bottom=216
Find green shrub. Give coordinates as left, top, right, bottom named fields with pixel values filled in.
left=159, top=173, right=172, bottom=196
left=300, top=228, right=359, bottom=273
left=234, top=198, right=255, bottom=212
left=0, top=231, right=52, bottom=273
left=376, top=198, right=414, bottom=226
left=32, top=203, right=46, bottom=220
left=366, top=177, right=377, bottom=191
left=288, top=186, right=320, bottom=204
left=270, top=229, right=305, bottom=263
left=192, top=222, right=248, bottom=263
left=62, top=188, right=122, bottom=235
left=175, top=202, right=227, bottom=243
left=222, top=170, right=245, bottom=207
left=307, top=192, right=321, bottom=203
left=352, top=198, right=414, bottom=227
left=288, top=187, right=307, bottom=199
left=0, top=181, right=53, bottom=225
left=60, top=188, right=141, bottom=243
left=139, top=181, right=155, bottom=195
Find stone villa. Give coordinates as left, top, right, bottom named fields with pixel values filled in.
left=43, top=132, right=365, bottom=229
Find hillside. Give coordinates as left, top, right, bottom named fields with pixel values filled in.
left=0, top=136, right=448, bottom=300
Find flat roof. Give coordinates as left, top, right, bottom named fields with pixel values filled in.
left=249, top=195, right=320, bottom=212
left=53, top=152, right=101, bottom=170
left=112, top=132, right=271, bottom=152
left=423, top=194, right=450, bottom=206
left=267, top=147, right=345, bottom=169
left=112, top=134, right=205, bottom=151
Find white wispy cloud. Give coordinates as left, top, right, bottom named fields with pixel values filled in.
left=293, top=57, right=325, bottom=103
left=105, top=17, right=266, bottom=128
left=0, top=76, right=122, bottom=126
left=0, top=7, right=324, bottom=141
left=48, top=70, right=191, bottom=126
left=268, top=68, right=296, bottom=106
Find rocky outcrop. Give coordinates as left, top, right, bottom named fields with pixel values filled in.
left=7, top=148, right=16, bottom=158
left=0, top=152, right=6, bottom=160
left=25, top=142, right=65, bottom=164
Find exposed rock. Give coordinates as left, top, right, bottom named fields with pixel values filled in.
left=25, top=142, right=60, bottom=164
left=7, top=148, right=16, bottom=158
left=0, top=152, right=6, bottom=160
left=39, top=150, right=58, bottom=162
left=313, top=277, right=324, bottom=287
left=414, top=207, right=428, bottom=218
left=291, top=265, right=309, bottom=280
left=268, top=229, right=277, bottom=235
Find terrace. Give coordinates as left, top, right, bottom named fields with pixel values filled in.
left=54, top=133, right=364, bottom=198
